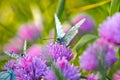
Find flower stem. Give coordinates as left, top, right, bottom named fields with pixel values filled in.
left=110, top=0, right=120, bottom=16
left=118, top=47, right=120, bottom=59
left=106, top=75, right=112, bottom=80
left=100, top=70, right=106, bottom=80
left=56, top=0, right=66, bottom=19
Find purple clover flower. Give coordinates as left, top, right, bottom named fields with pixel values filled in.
left=99, top=13, right=120, bottom=45
left=4, top=60, right=17, bottom=70
left=73, top=14, right=95, bottom=35
left=47, top=42, right=73, bottom=61
left=4, top=56, right=47, bottom=80
left=80, top=39, right=118, bottom=71
left=45, top=57, right=81, bottom=80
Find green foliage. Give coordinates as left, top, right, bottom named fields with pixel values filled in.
left=110, top=0, right=120, bottom=16
left=75, top=34, right=98, bottom=53
left=71, top=34, right=98, bottom=65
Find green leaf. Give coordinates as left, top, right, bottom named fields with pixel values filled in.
left=47, top=57, right=66, bottom=80
left=74, top=34, right=98, bottom=52
left=57, top=0, right=66, bottom=19
left=110, top=0, right=120, bottom=16
left=71, top=34, right=98, bottom=65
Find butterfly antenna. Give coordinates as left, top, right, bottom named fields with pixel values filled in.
left=42, top=38, right=54, bottom=40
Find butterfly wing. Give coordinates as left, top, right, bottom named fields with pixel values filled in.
left=8, top=70, right=16, bottom=80
left=54, top=14, right=65, bottom=38
left=4, top=51, right=20, bottom=59
left=21, top=40, right=27, bottom=56
left=4, top=40, right=27, bottom=59
left=63, top=18, right=86, bottom=46
left=0, top=70, right=16, bottom=80
left=0, top=71, right=10, bottom=80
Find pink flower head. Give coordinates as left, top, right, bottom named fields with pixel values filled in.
left=4, top=37, right=24, bottom=54
left=113, top=70, right=120, bottom=80
left=73, top=14, right=95, bottom=35
left=99, top=13, right=120, bottom=45
left=80, top=39, right=118, bottom=71
left=5, top=44, right=20, bottom=54
left=27, top=45, right=41, bottom=57
left=87, top=74, right=96, bottom=80
left=18, top=23, right=41, bottom=41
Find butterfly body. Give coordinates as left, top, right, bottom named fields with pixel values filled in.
left=57, top=37, right=66, bottom=45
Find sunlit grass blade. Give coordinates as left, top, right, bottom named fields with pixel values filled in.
left=69, top=0, right=111, bottom=13
left=110, top=0, right=120, bottom=16
left=56, top=0, right=66, bottom=18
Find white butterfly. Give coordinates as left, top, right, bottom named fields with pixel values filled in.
left=54, top=14, right=86, bottom=46
left=4, top=40, right=27, bottom=59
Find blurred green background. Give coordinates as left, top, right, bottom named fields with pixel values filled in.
left=0, top=0, right=111, bottom=69
left=0, top=0, right=111, bottom=51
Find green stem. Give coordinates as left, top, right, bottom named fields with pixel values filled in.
left=80, top=75, right=87, bottom=79
left=118, top=47, right=120, bottom=59
left=100, top=71, right=106, bottom=80
left=106, top=75, right=112, bottom=80
left=56, top=0, right=66, bottom=19
left=51, top=64, right=66, bottom=80
left=110, top=0, right=120, bottom=16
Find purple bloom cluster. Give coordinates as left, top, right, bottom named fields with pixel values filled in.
left=4, top=56, right=47, bottom=80
left=80, top=39, right=118, bottom=71
left=99, top=13, right=120, bottom=45
left=45, top=57, right=81, bottom=80
left=4, top=56, right=80, bottom=80
left=4, top=60, right=17, bottom=70
left=47, top=42, right=73, bottom=61
left=4, top=43, right=80, bottom=80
